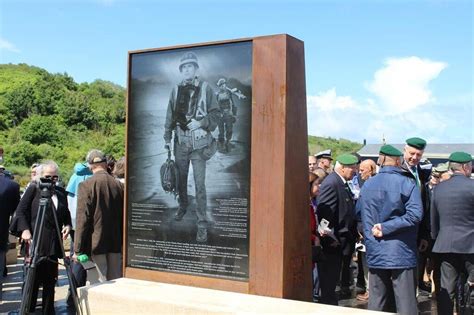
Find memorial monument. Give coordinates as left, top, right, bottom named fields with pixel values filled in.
left=124, top=34, right=311, bottom=301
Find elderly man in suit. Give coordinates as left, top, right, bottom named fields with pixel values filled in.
left=0, top=170, right=20, bottom=302
left=316, top=153, right=358, bottom=305
left=16, top=161, right=72, bottom=314
left=431, top=151, right=474, bottom=314
left=74, top=149, right=124, bottom=281
left=401, top=137, right=434, bottom=292
left=357, top=145, right=423, bottom=315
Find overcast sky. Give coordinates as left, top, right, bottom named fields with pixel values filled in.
left=1, top=0, right=472, bottom=144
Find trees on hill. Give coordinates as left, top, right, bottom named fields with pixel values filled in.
left=0, top=64, right=126, bottom=183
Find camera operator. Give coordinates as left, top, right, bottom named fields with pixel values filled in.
left=15, top=160, right=72, bottom=314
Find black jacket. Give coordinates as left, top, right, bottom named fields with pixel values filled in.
left=0, top=175, right=20, bottom=251
left=431, top=174, right=474, bottom=254
left=15, top=183, right=72, bottom=257
left=316, top=172, right=357, bottom=255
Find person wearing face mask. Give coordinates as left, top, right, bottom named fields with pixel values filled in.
left=15, top=161, right=72, bottom=314
left=357, top=145, right=423, bottom=315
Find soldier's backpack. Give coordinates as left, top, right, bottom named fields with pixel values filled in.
left=160, top=149, right=179, bottom=197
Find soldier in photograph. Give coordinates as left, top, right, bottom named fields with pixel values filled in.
left=163, top=51, right=220, bottom=242
left=216, top=78, right=237, bottom=153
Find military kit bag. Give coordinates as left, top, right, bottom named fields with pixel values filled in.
left=160, top=149, right=179, bottom=196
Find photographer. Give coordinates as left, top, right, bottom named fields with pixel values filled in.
left=15, top=161, right=72, bottom=314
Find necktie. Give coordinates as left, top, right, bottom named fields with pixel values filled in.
left=412, top=167, right=420, bottom=186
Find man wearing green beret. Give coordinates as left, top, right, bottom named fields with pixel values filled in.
left=316, top=153, right=358, bottom=305
left=402, top=137, right=433, bottom=293
left=431, top=151, right=474, bottom=315
left=356, top=145, right=423, bottom=315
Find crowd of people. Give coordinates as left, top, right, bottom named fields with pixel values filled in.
left=1, top=137, right=473, bottom=314
left=0, top=149, right=124, bottom=313
left=308, top=138, right=473, bottom=314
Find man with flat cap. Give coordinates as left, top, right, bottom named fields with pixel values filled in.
left=315, top=149, right=333, bottom=174
left=75, top=149, right=124, bottom=281
left=431, top=151, right=474, bottom=314
left=402, top=137, right=433, bottom=292
left=316, top=153, right=358, bottom=305
left=356, top=145, right=423, bottom=315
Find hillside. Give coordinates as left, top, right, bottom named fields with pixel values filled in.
left=0, top=63, right=126, bottom=186
left=0, top=64, right=361, bottom=186
left=308, top=135, right=363, bottom=158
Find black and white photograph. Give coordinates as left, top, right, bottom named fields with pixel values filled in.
left=126, top=41, right=252, bottom=281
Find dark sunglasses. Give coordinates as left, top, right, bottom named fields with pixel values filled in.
left=44, top=175, right=59, bottom=181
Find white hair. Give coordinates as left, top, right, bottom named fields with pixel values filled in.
left=36, top=160, right=59, bottom=179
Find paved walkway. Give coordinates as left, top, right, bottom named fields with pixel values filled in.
left=0, top=258, right=73, bottom=315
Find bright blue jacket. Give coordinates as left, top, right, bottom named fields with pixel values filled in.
left=356, top=166, right=423, bottom=269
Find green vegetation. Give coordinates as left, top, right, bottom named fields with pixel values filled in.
left=308, top=135, right=363, bottom=159
left=0, top=63, right=362, bottom=187
left=0, top=64, right=125, bottom=187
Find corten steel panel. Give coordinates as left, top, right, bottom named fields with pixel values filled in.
left=282, top=36, right=312, bottom=301
left=249, top=35, right=311, bottom=301
left=249, top=35, right=286, bottom=297
left=124, top=34, right=310, bottom=301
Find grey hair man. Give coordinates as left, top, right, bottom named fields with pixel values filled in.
left=401, top=137, right=433, bottom=293
left=74, top=149, right=124, bottom=281
left=15, top=160, right=72, bottom=313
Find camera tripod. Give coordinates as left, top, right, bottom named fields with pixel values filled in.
left=19, top=181, right=82, bottom=315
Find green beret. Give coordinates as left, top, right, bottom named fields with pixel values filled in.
left=448, top=151, right=472, bottom=164
left=406, top=137, right=427, bottom=150
left=379, top=144, right=403, bottom=157
left=337, top=153, right=358, bottom=165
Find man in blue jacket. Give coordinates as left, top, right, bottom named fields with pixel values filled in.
left=357, top=144, right=423, bottom=315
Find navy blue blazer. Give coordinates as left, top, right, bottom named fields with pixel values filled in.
left=316, top=171, right=357, bottom=255
left=0, top=175, right=20, bottom=251
left=431, top=173, right=474, bottom=254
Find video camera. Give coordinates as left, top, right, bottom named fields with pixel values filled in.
left=37, top=177, right=56, bottom=197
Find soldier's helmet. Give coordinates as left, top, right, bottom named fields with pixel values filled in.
left=217, top=78, right=226, bottom=87
left=179, top=52, right=199, bottom=71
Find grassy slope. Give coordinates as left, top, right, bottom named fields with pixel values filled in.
left=308, top=135, right=363, bottom=158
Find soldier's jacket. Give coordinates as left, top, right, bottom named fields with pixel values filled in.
left=216, top=89, right=236, bottom=115
left=164, top=77, right=220, bottom=145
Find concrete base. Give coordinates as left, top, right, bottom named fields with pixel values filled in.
left=78, top=278, right=392, bottom=314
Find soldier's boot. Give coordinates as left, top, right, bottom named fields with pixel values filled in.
left=174, top=208, right=187, bottom=221
left=217, top=139, right=225, bottom=152
left=225, top=140, right=231, bottom=152
left=196, top=227, right=208, bottom=243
